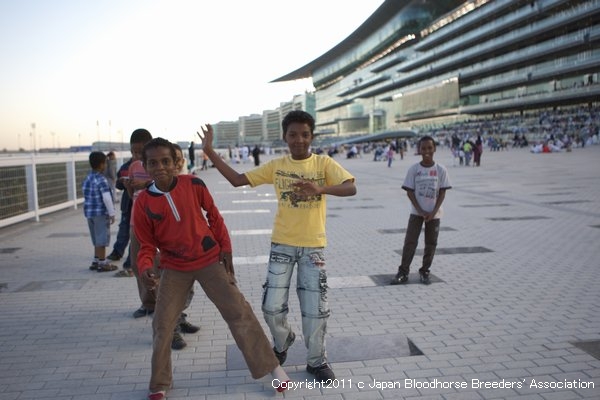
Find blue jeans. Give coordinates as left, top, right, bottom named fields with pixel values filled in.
left=112, top=209, right=131, bottom=260
left=261, top=243, right=330, bottom=367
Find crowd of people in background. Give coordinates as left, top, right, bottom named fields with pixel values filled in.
left=311, top=105, right=599, bottom=166
left=434, top=106, right=599, bottom=159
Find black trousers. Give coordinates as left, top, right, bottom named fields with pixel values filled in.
left=398, top=214, right=440, bottom=275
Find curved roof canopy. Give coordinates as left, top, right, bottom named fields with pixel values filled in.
left=331, top=129, right=416, bottom=145
left=271, top=0, right=410, bottom=83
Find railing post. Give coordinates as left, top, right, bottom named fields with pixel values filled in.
left=66, top=154, right=78, bottom=209
left=25, top=153, right=41, bottom=222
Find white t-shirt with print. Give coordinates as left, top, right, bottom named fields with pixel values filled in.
left=402, top=162, right=451, bottom=218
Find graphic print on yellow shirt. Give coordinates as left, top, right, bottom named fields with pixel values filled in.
left=275, top=169, right=324, bottom=209
left=245, top=154, right=354, bottom=248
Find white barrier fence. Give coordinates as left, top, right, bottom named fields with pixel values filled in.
left=0, top=152, right=129, bottom=229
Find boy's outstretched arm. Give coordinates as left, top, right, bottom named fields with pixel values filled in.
left=197, top=124, right=250, bottom=187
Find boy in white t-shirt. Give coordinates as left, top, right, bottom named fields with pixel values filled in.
left=391, top=135, right=452, bottom=285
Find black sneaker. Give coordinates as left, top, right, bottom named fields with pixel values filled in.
left=179, top=319, right=200, bottom=334
left=107, top=251, right=122, bottom=261
left=273, top=332, right=296, bottom=365
left=133, top=306, right=154, bottom=319
left=390, top=273, right=408, bottom=285
left=306, top=363, right=335, bottom=382
left=419, top=271, right=431, bottom=285
left=171, top=332, right=187, bottom=350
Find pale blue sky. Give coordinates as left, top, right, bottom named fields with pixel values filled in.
left=0, top=0, right=384, bottom=150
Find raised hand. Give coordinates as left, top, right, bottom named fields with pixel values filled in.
left=197, top=124, right=213, bottom=150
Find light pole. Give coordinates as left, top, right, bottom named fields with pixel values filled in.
left=31, top=123, right=36, bottom=153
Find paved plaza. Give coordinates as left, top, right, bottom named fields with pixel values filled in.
left=1, top=145, right=599, bottom=399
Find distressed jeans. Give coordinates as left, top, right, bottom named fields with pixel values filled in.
left=262, top=243, right=330, bottom=368
left=398, top=214, right=440, bottom=276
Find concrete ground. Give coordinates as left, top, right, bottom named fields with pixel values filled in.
left=1, top=144, right=599, bottom=399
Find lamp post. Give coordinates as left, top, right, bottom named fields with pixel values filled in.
left=31, top=123, right=36, bottom=153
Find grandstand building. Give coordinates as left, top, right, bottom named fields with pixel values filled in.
left=273, top=0, right=600, bottom=143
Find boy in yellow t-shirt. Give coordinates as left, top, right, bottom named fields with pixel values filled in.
left=200, top=110, right=356, bottom=382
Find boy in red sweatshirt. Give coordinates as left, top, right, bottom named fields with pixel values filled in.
left=133, top=138, right=289, bottom=400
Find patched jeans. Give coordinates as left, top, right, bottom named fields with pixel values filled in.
left=262, top=243, right=330, bottom=368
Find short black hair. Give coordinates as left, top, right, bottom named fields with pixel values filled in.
left=281, top=110, right=315, bottom=139
left=142, top=137, right=177, bottom=165
left=130, top=128, right=152, bottom=144
left=89, top=151, right=107, bottom=169
left=418, top=135, right=436, bottom=149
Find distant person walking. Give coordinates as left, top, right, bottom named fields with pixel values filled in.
left=474, top=134, right=483, bottom=166
left=252, top=145, right=260, bottom=166
left=188, top=141, right=195, bottom=168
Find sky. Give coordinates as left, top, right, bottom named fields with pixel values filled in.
left=0, top=0, right=384, bottom=151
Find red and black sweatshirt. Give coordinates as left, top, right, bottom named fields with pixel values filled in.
left=133, top=174, right=232, bottom=274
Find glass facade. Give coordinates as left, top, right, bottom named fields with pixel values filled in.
left=292, top=0, right=600, bottom=138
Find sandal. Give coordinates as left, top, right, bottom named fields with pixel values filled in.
left=96, top=263, right=118, bottom=272
left=114, top=269, right=134, bottom=277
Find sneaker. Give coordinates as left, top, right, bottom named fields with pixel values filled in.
left=273, top=332, right=296, bottom=365
left=89, top=263, right=98, bottom=271
left=306, top=363, right=335, bottom=382
left=390, top=273, right=408, bottom=285
left=96, top=263, right=118, bottom=272
left=179, top=319, right=200, bottom=334
left=107, top=251, right=122, bottom=261
left=171, top=332, right=187, bottom=350
left=419, top=271, right=431, bottom=285
left=133, top=306, right=154, bottom=319
left=148, top=391, right=166, bottom=400
left=276, top=380, right=291, bottom=393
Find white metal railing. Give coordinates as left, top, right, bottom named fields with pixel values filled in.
left=0, top=152, right=129, bottom=229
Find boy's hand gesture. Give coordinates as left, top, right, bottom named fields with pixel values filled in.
left=220, top=251, right=234, bottom=277
left=141, top=269, right=160, bottom=291
left=292, top=180, right=321, bottom=199
left=197, top=124, right=213, bottom=151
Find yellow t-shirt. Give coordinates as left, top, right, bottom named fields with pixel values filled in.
left=244, top=154, right=355, bottom=248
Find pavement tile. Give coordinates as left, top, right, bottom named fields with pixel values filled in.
left=1, top=146, right=600, bottom=398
